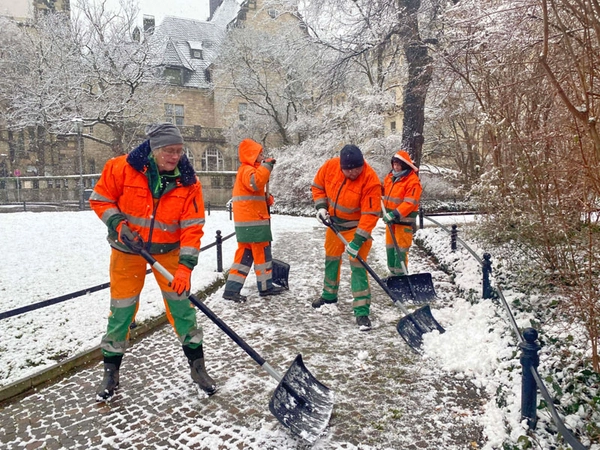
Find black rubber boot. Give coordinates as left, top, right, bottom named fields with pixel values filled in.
left=312, top=297, right=338, bottom=308
left=222, top=292, right=247, bottom=303
left=183, top=345, right=217, bottom=396
left=356, top=315, right=372, bottom=331
left=96, top=355, right=122, bottom=402
left=259, top=285, right=286, bottom=297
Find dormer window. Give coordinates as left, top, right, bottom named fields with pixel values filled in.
left=163, top=68, right=182, bottom=85
left=188, top=41, right=203, bottom=60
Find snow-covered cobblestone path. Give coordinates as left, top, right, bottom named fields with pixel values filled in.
left=0, top=224, right=487, bottom=449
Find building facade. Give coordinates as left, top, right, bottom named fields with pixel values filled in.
left=0, top=0, right=301, bottom=205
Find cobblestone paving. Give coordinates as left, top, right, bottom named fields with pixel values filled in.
left=0, top=225, right=487, bottom=449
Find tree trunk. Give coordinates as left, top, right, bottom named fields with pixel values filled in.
left=399, top=0, right=433, bottom=168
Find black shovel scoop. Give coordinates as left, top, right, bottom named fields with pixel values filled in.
left=123, top=235, right=334, bottom=444
left=324, top=221, right=445, bottom=351
left=380, top=200, right=436, bottom=303
left=384, top=223, right=437, bottom=303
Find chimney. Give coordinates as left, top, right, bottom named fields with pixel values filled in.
left=143, top=15, right=155, bottom=35
left=208, top=0, right=223, bottom=21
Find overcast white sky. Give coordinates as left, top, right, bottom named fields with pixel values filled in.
left=73, top=0, right=211, bottom=27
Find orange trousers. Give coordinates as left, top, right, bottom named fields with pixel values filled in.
left=101, top=249, right=202, bottom=357
left=223, top=241, right=274, bottom=295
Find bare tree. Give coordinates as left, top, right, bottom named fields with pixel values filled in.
left=436, top=0, right=600, bottom=372
left=0, top=0, right=166, bottom=165
left=215, top=22, right=336, bottom=147
left=70, top=0, right=167, bottom=154
left=290, top=0, right=438, bottom=166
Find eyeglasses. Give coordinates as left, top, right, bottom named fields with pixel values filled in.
left=161, top=147, right=184, bottom=156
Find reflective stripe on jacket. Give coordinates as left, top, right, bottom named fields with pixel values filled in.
left=231, top=139, right=272, bottom=243
left=382, top=170, right=422, bottom=224
left=311, top=157, right=381, bottom=240
left=89, top=140, right=204, bottom=268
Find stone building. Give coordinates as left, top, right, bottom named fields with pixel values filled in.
left=0, top=0, right=302, bottom=205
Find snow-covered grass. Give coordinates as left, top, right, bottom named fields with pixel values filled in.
left=0, top=210, right=597, bottom=449
left=416, top=226, right=600, bottom=450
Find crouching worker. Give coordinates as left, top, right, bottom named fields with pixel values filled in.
left=89, top=122, right=216, bottom=402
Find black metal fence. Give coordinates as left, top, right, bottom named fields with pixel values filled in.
left=0, top=230, right=236, bottom=321
left=422, top=212, right=587, bottom=450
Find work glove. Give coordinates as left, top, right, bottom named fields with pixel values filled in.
left=116, top=221, right=136, bottom=245
left=316, top=208, right=330, bottom=225
left=346, top=239, right=362, bottom=259
left=382, top=209, right=399, bottom=224
left=267, top=194, right=275, bottom=207
left=171, top=264, right=192, bottom=296
left=262, top=158, right=276, bottom=170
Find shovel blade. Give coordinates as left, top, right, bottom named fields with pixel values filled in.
left=269, top=354, right=334, bottom=444
left=386, top=274, right=436, bottom=304
left=407, top=273, right=437, bottom=303
left=385, top=276, right=413, bottom=302
left=396, top=304, right=445, bottom=351
left=272, top=259, right=290, bottom=290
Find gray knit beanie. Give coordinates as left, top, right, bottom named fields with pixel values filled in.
left=145, top=122, right=183, bottom=150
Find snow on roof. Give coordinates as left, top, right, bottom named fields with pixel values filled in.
left=187, top=40, right=203, bottom=50
left=210, top=0, right=244, bottom=28
left=153, top=16, right=223, bottom=88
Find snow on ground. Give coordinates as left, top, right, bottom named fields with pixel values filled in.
left=0, top=210, right=593, bottom=449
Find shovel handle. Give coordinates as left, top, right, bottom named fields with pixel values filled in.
left=135, top=246, right=283, bottom=383
left=324, top=221, right=411, bottom=316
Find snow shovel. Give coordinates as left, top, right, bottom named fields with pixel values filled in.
left=122, top=235, right=334, bottom=444
left=383, top=223, right=436, bottom=303
left=272, top=259, right=290, bottom=290
left=266, top=181, right=290, bottom=290
left=324, top=220, right=444, bottom=351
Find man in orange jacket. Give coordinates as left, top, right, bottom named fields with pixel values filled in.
left=381, top=150, right=422, bottom=275
left=89, top=122, right=216, bottom=402
left=222, top=138, right=285, bottom=303
left=311, top=144, right=381, bottom=330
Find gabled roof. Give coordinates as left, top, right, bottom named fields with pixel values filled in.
left=151, top=0, right=245, bottom=89
left=161, top=38, right=195, bottom=71
left=153, top=16, right=226, bottom=89
left=210, top=0, right=244, bottom=28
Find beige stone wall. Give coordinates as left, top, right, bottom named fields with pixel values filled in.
left=0, top=0, right=301, bottom=185
left=0, top=0, right=33, bottom=21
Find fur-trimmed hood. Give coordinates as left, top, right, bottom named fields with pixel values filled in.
left=126, top=140, right=197, bottom=186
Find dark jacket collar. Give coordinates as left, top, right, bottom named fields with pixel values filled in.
left=126, top=140, right=197, bottom=187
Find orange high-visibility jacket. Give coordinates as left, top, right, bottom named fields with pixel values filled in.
left=89, top=141, right=205, bottom=268
left=382, top=170, right=422, bottom=225
left=231, top=139, right=273, bottom=243
left=311, top=157, right=381, bottom=241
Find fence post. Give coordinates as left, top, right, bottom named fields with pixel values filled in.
left=207, top=201, right=211, bottom=215
left=520, top=327, right=541, bottom=429
left=482, top=253, right=494, bottom=299
left=451, top=224, right=457, bottom=251
left=419, top=207, right=424, bottom=230
left=228, top=202, right=232, bottom=221
left=216, top=230, right=223, bottom=272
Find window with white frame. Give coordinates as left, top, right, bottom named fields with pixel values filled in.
left=164, top=103, right=185, bottom=126
left=202, top=147, right=224, bottom=171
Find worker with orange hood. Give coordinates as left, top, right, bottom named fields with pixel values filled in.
left=381, top=150, right=423, bottom=275
left=222, top=138, right=285, bottom=302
